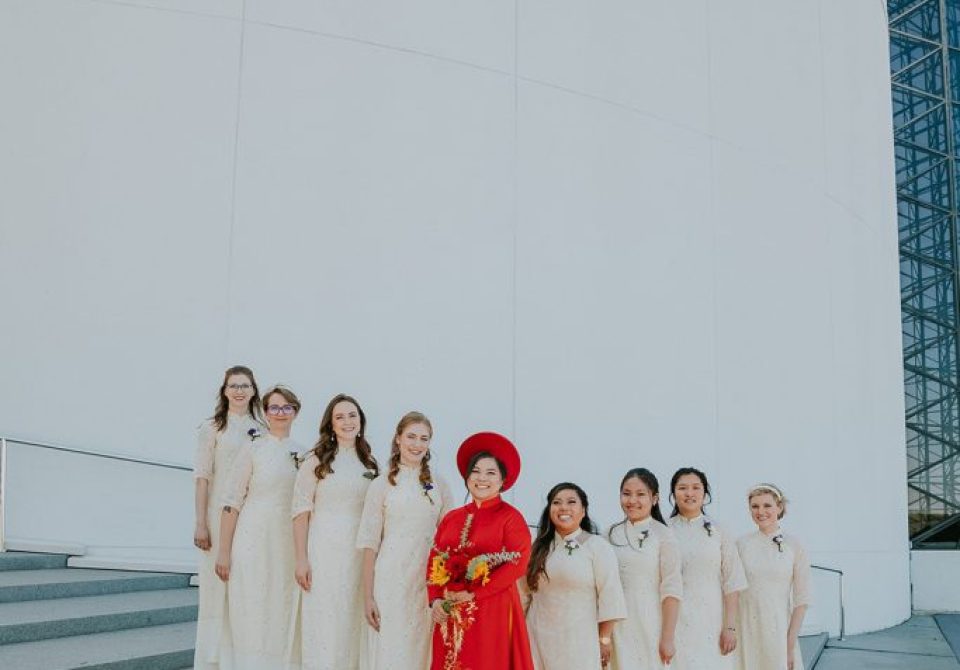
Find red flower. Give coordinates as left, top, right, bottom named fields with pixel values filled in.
left=445, top=552, right=470, bottom=589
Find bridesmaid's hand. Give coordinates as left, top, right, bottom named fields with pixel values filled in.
left=295, top=558, right=312, bottom=592
left=599, top=639, right=612, bottom=666
left=719, top=628, right=737, bottom=655
left=431, top=599, right=449, bottom=625
left=447, top=590, right=474, bottom=603
left=365, top=596, right=381, bottom=632
left=214, top=553, right=230, bottom=582
left=787, top=635, right=798, bottom=670
left=658, top=634, right=676, bottom=664
left=194, top=523, right=211, bottom=551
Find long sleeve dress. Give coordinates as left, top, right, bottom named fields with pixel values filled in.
left=667, top=515, right=747, bottom=670
left=219, top=435, right=301, bottom=670
left=525, top=532, right=628, bottom=670
left=735, top=530, right=811, bottom=670
left=193, top=413, right=260, bottom=670
left=608, top=518, right=683, bottom=670
left=426, top=496, right=535, bottom=670
left=291, top=446, right=374, bottom=670
left=356, top=467, right=454, bottom=670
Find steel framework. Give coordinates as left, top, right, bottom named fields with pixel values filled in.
left=889, top=0, right=960, bottom=541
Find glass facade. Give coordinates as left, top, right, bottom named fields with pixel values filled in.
left=889, top=0, right=960, bottom=544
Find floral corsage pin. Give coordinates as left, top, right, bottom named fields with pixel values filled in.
left=422, top=481, right=435, bottom=505
left=772, top=533, right=784, bottom=553
left=247, top=427, right=261, bottom=441
left=703, top=519, right=714, bottom=537
left=635, top=528, right=650, bottom=550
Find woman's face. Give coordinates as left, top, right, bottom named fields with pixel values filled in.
left=223, top=374, right=254, bottom=414
left=331, top=401, right=361, bottom=443
left=265, top=392, right=298, bottom=432
left=749, top=493, right=782, bottom=533
left=467, top=456, right=503, bottom=503
left=674, top=473, right=706, bottom=518
left=396, top=422, right=431, bottom=467
left=550, top=488, right=586, bottom=536
left=620, top=476, right=657, bottom=523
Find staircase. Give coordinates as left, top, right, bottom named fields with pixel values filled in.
left=0, top=551, right=197, bottom=669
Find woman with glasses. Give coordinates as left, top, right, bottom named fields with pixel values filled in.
left=356, top=411, right=453, bottom=670
left=214, top=386, right=304, bottom=669
left=292, top=393, right=380, bottom=670
left=193, top=365, right=263, bottom=670
left=608, top=468, right=682, bottom=670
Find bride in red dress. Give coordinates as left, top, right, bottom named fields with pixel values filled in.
left=426, top=432, right=534, bottom=670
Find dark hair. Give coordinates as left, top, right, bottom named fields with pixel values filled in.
left=211, top=365, right=263, bottom=432
left=526, top=482, right=597, bottom=592
left=669, top=466, right=712, bottom=518
left=387, top=411, right=434, bottom=490
left=311, top=393, right=379, bottom=480
left=608, top=468, right=665, bottom=545
left=464, top=451, right=507, bottom=484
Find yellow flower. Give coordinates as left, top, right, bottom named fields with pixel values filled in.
left=429, top=554, right=450, bottom=586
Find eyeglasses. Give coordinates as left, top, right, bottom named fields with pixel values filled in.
left=267, top=404, right=297, bottom=416
left=226, top=384, right=253, bottom=391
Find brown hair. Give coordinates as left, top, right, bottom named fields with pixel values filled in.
left=262, top=385, right=302, bottom=413
left=311, top=393, right=379, bottom=480
left=386, top=412, right=434, bottom=489
left=211, top=365, right=263, bottom=432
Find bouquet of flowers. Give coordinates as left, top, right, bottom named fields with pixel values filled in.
left=427, top=513, right=521, bottom=670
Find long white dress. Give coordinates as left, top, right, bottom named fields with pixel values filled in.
left=667, top=515, right=747, bottom=670
left=525, top=531, right=628, bottom=670
left=735, top=530, right=811, bottom=670
left=193, top=413, right=260, bottom=670
left=608, top=518, right=683, bottom=670
left=220, top=434, right=301, bottom=670
left=355, top=467, right=454, bottom=670
left=292, top=446, right=374, bottom=670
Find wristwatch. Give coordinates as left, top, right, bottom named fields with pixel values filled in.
left=599, top=636, right=612, bottom=645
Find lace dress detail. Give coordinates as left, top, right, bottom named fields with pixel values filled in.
left=609, top=518, right=683, bottom=670
left=667, top=515, right=747, bottom=670
left=292, top=446, right=372, bottom=670
left=193, top=413, right=260, bottom=670
left=356, top=466, right=453, bottom=670
left=735, top=530, right=810, bottom=670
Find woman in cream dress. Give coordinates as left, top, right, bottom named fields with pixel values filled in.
left=292, top=393, right=380, bottom=670
left=215, top=386, right=303, bottom=670
left=193, top=365, right=263, bottom=670
left=356, top=411, right=453, bottom=670
left=525, top=482, right=627, bottom=670
left=608, top=468, right=682, bottom=670
left=667, top=468, right=747, bottom=670
left=735, top=484, right=810, bottom=670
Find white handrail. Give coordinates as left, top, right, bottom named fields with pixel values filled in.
left=0, top=435, right=191, bottom=552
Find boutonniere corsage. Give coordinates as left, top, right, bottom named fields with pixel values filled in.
left=247, top=427, right=261, bottom=441
left=772, top=534, right=784, bottom=553
left=362, top=470, right=377, bottom=480
left=703, top=520, right=714, bottom=537
left=289, top=451, right=300, bottom=468
left=422, top=481, right=435, bottom=505
left=636, top=529, right=650, bottom=550
left=563, top=538, right=580, bottom=556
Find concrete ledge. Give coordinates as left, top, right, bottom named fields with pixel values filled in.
left=68, top=556, right=196, bottom=575
left=3, top=539, right=86, bottom=556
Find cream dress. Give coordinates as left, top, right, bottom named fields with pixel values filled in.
left=292, top=446, right=374, bottom=670
left=355, top=467, right=454, bottom=670
left=193, top=413, right=260, bottom=670
left=735, top=530, right=810, bottom=670
left=525, top=531, right=628, bottom=670
left=608, top=518, right=683, bottom=670
left=220, top=435, right=301, bottom=670
left=667, top=515, right=747, bottom=670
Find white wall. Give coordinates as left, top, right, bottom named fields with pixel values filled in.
left=0, top=0, right=906, bottom=633
left=912, top=551, right=960, bottom=612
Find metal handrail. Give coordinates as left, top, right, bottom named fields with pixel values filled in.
left=811, top=564, right=845, bottom=640
left=0, top=435, right=192, bottom=552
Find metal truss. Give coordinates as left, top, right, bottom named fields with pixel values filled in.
left=889, top=0, right=960, bottom=542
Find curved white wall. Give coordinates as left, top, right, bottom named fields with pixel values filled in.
left=0, top=0, right=905, bottom=633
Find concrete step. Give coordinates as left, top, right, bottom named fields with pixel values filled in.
left=801, top=631, right=829, bottom=668
left=0, top=587, right=197, bottom=645
left=0, top=568, right=190, bottom=603
left=0, top=621, right=195, bottom=670
left=0, top=552, right=67, bottom=572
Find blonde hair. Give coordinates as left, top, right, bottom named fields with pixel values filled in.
left=748, top=482, right=787, bottom=519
